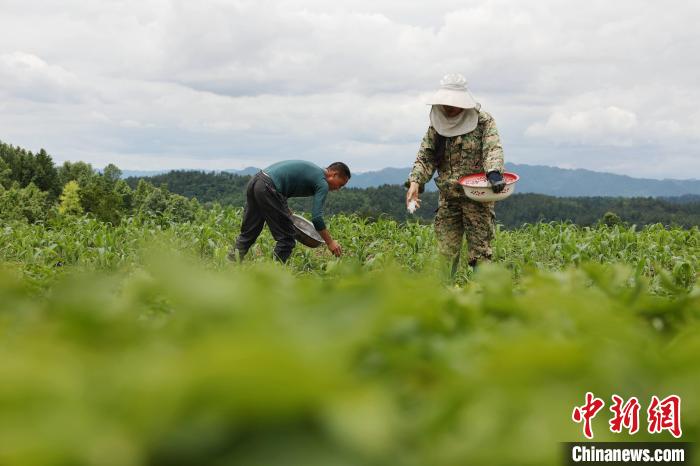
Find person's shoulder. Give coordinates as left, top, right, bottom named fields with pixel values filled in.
left=477, top=109, right=496, bottom=124
left=309, top=162, right=327, bottom=186
left=297, top=160, right=323, bottom=169
left=307, top=160, right=325, bottom=176
left=279, top=160, right=322, bottom=171
left=283, top=159, right=312, bottom=166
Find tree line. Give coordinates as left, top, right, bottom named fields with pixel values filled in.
left=127, top=170, right=700, bottom=228
left=3, top=139, right=700, bottom=229
left=0, top=141, right=199, bottom=224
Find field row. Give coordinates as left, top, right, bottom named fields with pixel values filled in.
left=1, top=207, right=697, bottom=291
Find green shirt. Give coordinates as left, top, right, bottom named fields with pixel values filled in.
left=265, top=160, right=329, bottom=231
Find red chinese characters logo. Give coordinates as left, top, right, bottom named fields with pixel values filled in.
left=648, top=395, right=682, bottom=438
left=572, top=392, right=605, bottom=439
left=609, top=394, right=640, bottom=434
left=572, top=393, right=682, bottom=439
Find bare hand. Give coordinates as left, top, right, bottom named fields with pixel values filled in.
left=327, top=240, right=342, bottom=257
left=406, top=182, right=421, bottom=209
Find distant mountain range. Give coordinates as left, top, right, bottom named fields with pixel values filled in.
left=122, top=164, right=700, bottom=198
left=122, top=167, right=260, bottom=178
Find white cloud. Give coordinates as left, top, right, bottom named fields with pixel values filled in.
left=526, top=106, right=638, bottom=145
left=525, top=84, right=700, bottom=149
left=0, top=0, right=698, bottom=178
left=0, top=52, right=83, bottom=102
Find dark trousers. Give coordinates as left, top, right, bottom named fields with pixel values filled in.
left=235, top=172, right=296, bottom=262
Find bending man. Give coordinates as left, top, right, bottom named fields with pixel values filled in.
left=232, top=160, right=350, bottom=262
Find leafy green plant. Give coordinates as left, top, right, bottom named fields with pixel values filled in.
left=0, top=257, right=698, bottom=466
left=0, top=182, right=50, bottom=223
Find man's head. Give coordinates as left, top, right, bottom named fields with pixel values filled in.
left=429, top=74, right=480, bottom=137
left=325, top=162, right=351, bottom=191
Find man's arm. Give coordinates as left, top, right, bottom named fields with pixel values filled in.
left=310, top=185, right=328, bottom=232
left=408, top=126, right=438, bottom=186
left=407, top=126, right=437, bottom=209
left=481, top=113, right=504, bottom=174
left=310, top=184, right=341, bottom=256
left=319, top=228, right=341, bottom=257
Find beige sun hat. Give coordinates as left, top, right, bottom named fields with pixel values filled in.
left=429, top=73, right=479, bottom=109
left=429, top=73, right=481, bottom=136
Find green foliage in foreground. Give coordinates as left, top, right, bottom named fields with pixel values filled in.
left=0, top=259, right=699, bottom=466
left=1, top=211, right=698, bottom=465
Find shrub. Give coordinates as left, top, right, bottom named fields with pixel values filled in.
left=0, top=182, right=50, bottom=223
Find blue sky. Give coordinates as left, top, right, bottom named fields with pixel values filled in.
left=1, top=0, right=698, bottom=178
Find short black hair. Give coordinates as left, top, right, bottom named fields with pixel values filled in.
left=327, top=162, right=351, bottom=179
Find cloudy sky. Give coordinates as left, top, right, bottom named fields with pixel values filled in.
left=1, top=0, right=698, bottom=178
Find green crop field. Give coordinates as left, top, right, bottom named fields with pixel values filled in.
left=1, top=206, right=698, bottom=465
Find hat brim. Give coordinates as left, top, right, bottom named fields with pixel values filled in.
left=428, top=88, right=478, bottom=109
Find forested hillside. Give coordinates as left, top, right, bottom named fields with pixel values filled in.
left=4, top=139, right=700, bottom=230
left=1, top=141, right=199, bottom=225
left=127, top=170, right=700, bottom=228
left=126, top=170, right=250, bottom=206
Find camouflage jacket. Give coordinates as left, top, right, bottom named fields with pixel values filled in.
left=408, top=110, right=504, bottom=198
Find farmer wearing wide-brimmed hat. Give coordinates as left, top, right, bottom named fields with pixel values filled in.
left=406, top=73, right=505, bottom=275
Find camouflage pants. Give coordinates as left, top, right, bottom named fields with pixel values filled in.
left=434, top=195, right=495, bottom=266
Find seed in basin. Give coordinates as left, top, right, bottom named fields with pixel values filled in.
left=458, top=172, right=520, bottom=202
